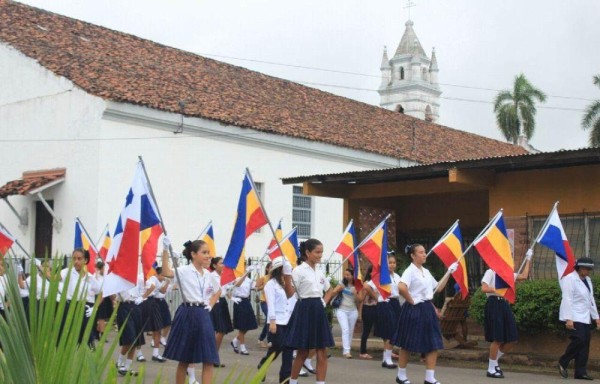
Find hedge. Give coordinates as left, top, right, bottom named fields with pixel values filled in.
left=469, top=276, right=600, bottom=334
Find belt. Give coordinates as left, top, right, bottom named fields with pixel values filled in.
left=490, top=296, right=506, bottom=301
left=183, top=302, right=205, bottom=307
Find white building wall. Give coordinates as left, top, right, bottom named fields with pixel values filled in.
left=1, top=43, right=409, bottom=262
left=0, top=43, right=105, bottom=257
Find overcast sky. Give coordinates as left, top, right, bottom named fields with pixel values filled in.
left=20, top=0, right=600, bottom=151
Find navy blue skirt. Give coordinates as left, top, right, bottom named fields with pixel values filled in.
left=389, top=298, right=402, bottom=318
left=117, top=302, right=146, bottom=347
left=484, top=296, right=518, bottom=343
left=211, top=297, right=234, bottom=334
left=141, top=297, right=164, bottom=332
left=233, top=297, right=258, bottom=331
left=156, top=298, right=172, bottom=327
left=374, top=301, right=398, bottom=340
left=284, top=297, right=334, bottom=349
left=164, top=304, right=219, bottom=364
left=392, top=301, right=443, bottom=353
left=97, top=296, right=114, bottom=320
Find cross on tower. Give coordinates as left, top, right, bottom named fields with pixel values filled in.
left=404, top=0, right=416, bottom=21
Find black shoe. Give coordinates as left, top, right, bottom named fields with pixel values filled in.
left=298, top=370, right=309, bottom=377
left=396, top=378, right=411, bottom=384
left=486, top=369, right=504, bottom=379
left=575, top=375, right=594, bottom=381
left=240, top=349, right=249, bottom=356
left=424, top=381, right=441, bottom=384
left=118, top=368, right=138, bottom=376
left=382, top=361, right=397, bottom=369
left=151, top=355, right=167, bottom=362
left=558, top=364, right=568, bottom=379
left=136, top=355, right=146, bottom=362
left=302, top=363, right=316, bottom=374
left=230, top=341, right=239, bottom=354
left=214, top=363, right=225, bottom=368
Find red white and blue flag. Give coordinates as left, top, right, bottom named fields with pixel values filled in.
left=103, top=162, right=161, bottom=296
left=74, top=218, right=99, bottom=274
left=536, top=206, right=576, bottom=280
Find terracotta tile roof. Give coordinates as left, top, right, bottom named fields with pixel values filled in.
left=0, top=168, right=66, bottom=198
left=0, top=1, right=527, bottom=164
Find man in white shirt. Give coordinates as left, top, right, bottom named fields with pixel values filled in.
left=558, top=257, right=600, bottom=381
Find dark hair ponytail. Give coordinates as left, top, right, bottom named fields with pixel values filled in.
left=182, top=240, right=206, bottom=262
left=299, top=238, right=322, bottom=260
left=364, top=265, right=373, bottom=282
left=405, top=243, right=423, bottom=257
left=270, top=266, right=284, bottom=287
left=210, top=256, right=223, bottom=271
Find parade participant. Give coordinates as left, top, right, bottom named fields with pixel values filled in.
left=558, top=257, right=600, bottom=381
left=95, top=261, right=113, bottom=342
left=115, top=273, right=146, bottom=376
left=209, top=256, right=233, bottom=367
left=285, top=238, right=334, bottom=384
left=255, top=261, right=272, bottom=348
left=393, top=244, right=456, bottom=384
left=16, top=263, right=30, bottom=319
left=332, top=268, right=360, bottom=359
left=27, top=259, right=51, bottom=302
left=481, top=251, right=531, bottom=379
left=142, top=268, right=167, bottom=362
left=161, top=238, right=220, bottom=384
left=153, top=267, right=172, bottom=348
left=364, top=253, right=401, bottom=369
left=230, top=265, right=259, bottom=356
left=257, top=256, right=294, bottom=383
left=60, top=248, right=101, bottom=348
left=358, top=266, right=377, bottom=360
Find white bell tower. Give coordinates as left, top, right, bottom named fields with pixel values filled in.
left=378, top=18, right=441, bottom=123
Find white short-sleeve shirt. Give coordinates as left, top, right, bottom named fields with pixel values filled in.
left=399, top=263, right=437, bottom=303
left=292, top=262, right=330, bottom=299
left=27, top=274, right=49, bottom=300
left=145, top=275, right=160, bottom=297
left=233, top=276, right=254, bottom=298
left=173, top=264, right=218, bottom=304
left=481, top=269, right=517, bottom=298
left=390, top=272, right=401, bottom=298
left=60, top=268, right=100, bottom=302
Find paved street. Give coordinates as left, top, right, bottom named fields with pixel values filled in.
left=112, top=328, right=583, bottom=384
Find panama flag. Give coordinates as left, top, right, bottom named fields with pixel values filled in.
left=140, top=190, right=162, bottom=280
left=334, top=220, right=362, bottom=290
left=221, top=170, right=269, bottom=286
left=473, top=211, right=516, bottom=303
left=74, top=219, right=99, bottom=274
left=97, top=228, right=111, bottom=261
left=431, top=221, right=468, bottom=299
left=265, top=219, right=283, bottom=256
left=267, top=227, right=300, bottom=268
left=200, top=221, right=217, bottom=258
left=358, top=218, right=392, bottom=299
left=104, top=163, right=154, bottom=297
left=536, top=206, right=576, bottom=280
left=0, top=225, right=16, bottom=257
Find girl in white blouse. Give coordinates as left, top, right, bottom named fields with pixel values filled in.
left=284, top=238, right=334, bottom=384
left=393, top=244, right=455, bottom=384
left=161, top=239, right=221, bottom=384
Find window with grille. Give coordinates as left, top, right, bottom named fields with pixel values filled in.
left=530, top=213, right=600, bottom=279
left=292, top=185, right=312, bottom=238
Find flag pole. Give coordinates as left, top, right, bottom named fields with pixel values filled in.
left=455, top=210, right=503, bottom=265
left=195, top=220, right=213, bottom=241
left=75, top=217, right=100, bottom=254
left=327, top=214, right=391, bottom=279
left=138, top=156, right=188, bottom=303
left=245, top=168, right=300, bottom=298
left=515, top=201, right=559, bottom=275
left=323, top=219, right=354, bottom=268
left=95, top=223, right=109, bottom=250
left=426, top=219, right=460, bottom=258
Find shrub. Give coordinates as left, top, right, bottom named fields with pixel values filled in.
left=469, top=276, right=600, bottom=334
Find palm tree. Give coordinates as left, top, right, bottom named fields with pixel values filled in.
left=493, top=73, right=547, bottom=144
left=582, top=75, right=600, bottom=147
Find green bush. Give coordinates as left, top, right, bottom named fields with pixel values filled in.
left=469, top=276, right=600, bottom=334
